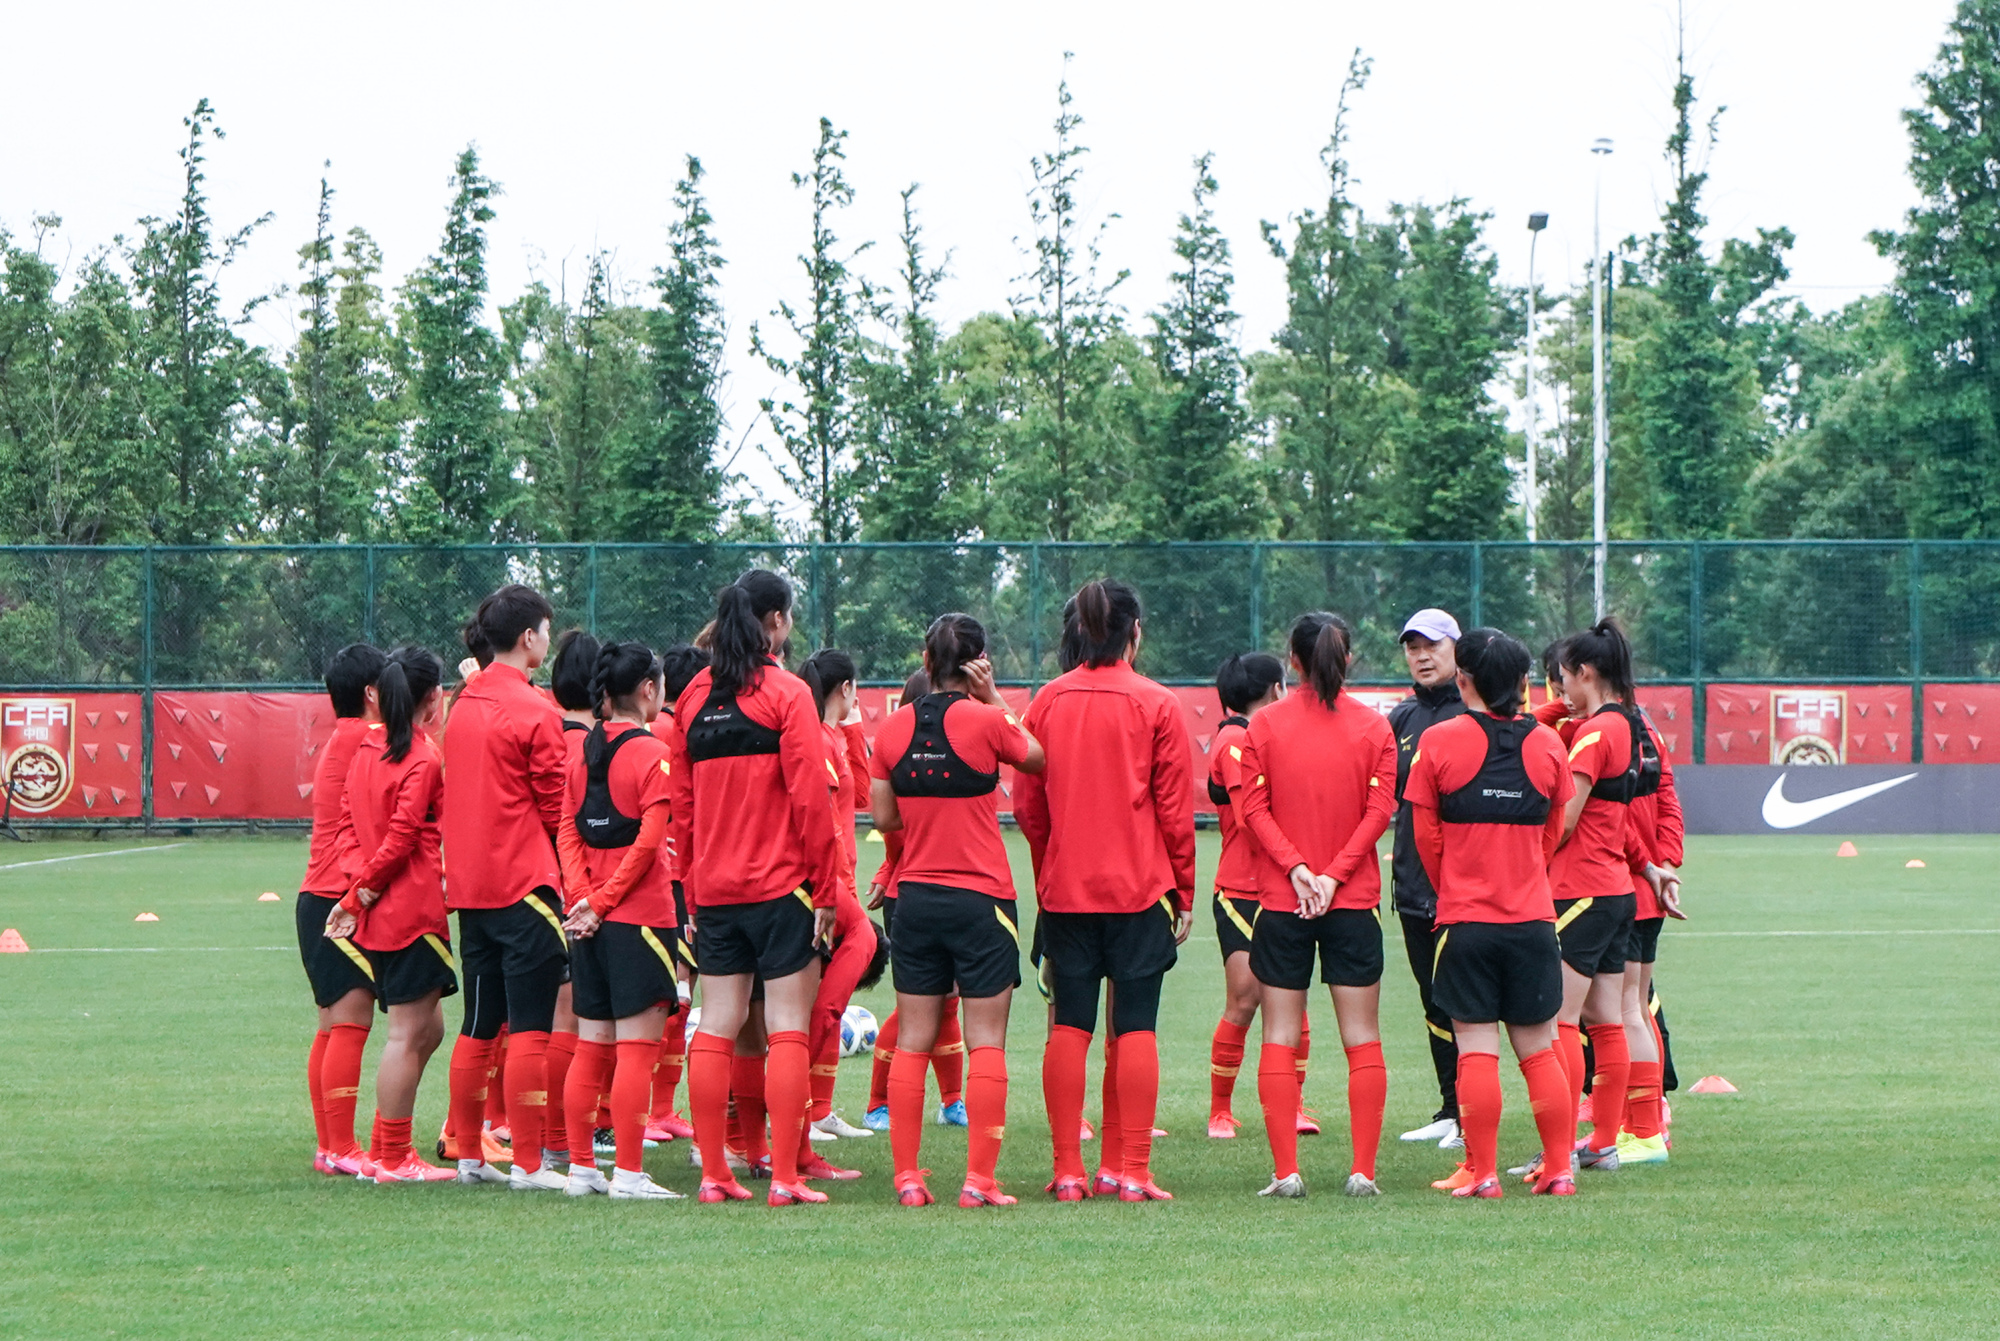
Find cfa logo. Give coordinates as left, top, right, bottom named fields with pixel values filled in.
left=1771, top=690, right=1846, bottom=766
left=0, top=697, right=76, bottom=813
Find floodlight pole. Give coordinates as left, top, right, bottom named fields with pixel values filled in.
left=1590, top=138, right=1613, bottom=619
left=1525, top=213, right=1548, bottom=542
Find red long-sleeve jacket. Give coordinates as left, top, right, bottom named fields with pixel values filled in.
left=341, top=729, right=448, bottom=952
left=1624, top=718, right=1682, bottom=917
left=300, top=716, right=372, bottom=895
left=1012, top=661, right=1197, bottom=915
left=440, top=663, right=567, bottom=910
left=1233, top=687, right=1398, bottom=913
left=666, top=663, right=842, bottom=909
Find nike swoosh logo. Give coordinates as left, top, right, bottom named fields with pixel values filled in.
left=1760, top=772, right=1918, bottom=829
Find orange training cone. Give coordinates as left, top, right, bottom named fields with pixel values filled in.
left=1905, top=859, right=1926, bottom=869
left=1835, top=841, right=1859, bottom=857
left=134, top=912, right=160, bottom=922
left=0, top=928, right=28, bottom=952
left=258, top=892, right=281, bottom=902
left=1689, top=1075, right=1739, bottom=1095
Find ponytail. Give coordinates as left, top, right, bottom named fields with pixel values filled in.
left=1064, top=579, right=1142, bottom=670
left=800, top=648, right=857, bottom=721
left=923, top=612, right=987, bottom=689
left=1215, top=652, right=1285, bottom=714
left=1562, top=615, right=1637, bottom=706
left=1289, top=611, right=1352, bottom=710
left=1455, top=627, right=1530, bottom=717
left=549, top=628, right=600, bottom=712
left=591, top=641, right=663, bottom=719
left=379, top=645, right=444, bottom=763
left=710, top=570, right=793, bottom=696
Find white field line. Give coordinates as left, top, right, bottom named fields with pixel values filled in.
left=0, top=842, right=189, bottom=871
left=28, top=945, right=292, bottom=953
left=1672, top=928, right=2000, bottom=938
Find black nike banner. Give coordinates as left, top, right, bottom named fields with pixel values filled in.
left=1676, top=765, right=2000, bottom=834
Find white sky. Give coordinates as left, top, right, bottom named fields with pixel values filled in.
left=3, top=0, right=1959, bottom=515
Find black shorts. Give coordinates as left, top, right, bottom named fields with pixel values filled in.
left=1431, top=920, right=1563, bottom=1026
left=366, top=933, right=459, bottom=1010
left=1630, top=915, right=1664, bottom=965
left=457, top=890, right=569, bottom=980
left=1027, top=908, right=1052, bottom=1002
left=297, top=892, right=374, bottom=1007
left=1038, top=900, right=1179, bottom=984
left=890, top=881, right=1022, bottom=999
left=570, top=921, right=679, bottom=1021
left=1250, top=906, right=1384, bottom=991
left=1555, top=893, right=1636, bottom=978
left=1213, top=893, right=1260, bottom=961
left=697, top=893, right=816, bottom=980
left=670, top=883, right=697, bottom=973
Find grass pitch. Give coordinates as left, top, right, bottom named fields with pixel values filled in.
left=0, top=829, right=1994, bottom=1339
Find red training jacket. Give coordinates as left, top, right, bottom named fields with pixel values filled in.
left=300, top=715, right=372, bottom=895
left=440, top=662, right=568, bottom=910
left=343, top=727, right=448, bottom=952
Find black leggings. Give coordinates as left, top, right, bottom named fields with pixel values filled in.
left=459, top=958, right=566, bottom=1038
left=1050, top=971, right=1164, bottom=1037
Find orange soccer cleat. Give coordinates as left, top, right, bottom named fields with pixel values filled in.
left=1431, top=1162, right=1478, bottom=1191
left=959, top=1174, right=1016, bottom=1207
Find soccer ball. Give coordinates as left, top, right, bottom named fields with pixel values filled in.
left=839, top=1005, right=878, bottom=1058
left=684, top=1006, right=701, bottom=1041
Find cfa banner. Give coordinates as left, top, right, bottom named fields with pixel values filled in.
left=1676, top=764, right=2000, bottom=833
left=0, top=694, right=145, bottom=819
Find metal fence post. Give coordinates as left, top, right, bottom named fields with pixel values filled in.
left=1028, top=544, right=1043, bottom=688
left=586, top=544, right=600, bottom=636
left=140, top=547, right=156, bottom=832
left=1469, top=543, right=1484, bottom=628
left=1249, top=542, right=1265, bottom=651
left=362, top=545, right=377, bottom=647
left=1690, top=541, right=1706, bottom=765
left=1910, top=540, right=1925, bottom=764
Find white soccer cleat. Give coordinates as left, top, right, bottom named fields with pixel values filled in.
left=809, top=1126, right=837, bottom=1143
left=456, top=1160, right=509, bottom=1185
left=813, top=1111, right=874, bottom=1139
left=1400, top=1116, right=1459, bottom=1144
left=610, top=1169, right=685, bottom=1200
left=1343, top=1173, right=1382, bottom=1197
left=1437, top=1121, right=1464, bottom=1150
left=1258, top=1173, right=1307, bottom=1199
left=566, top=1165, right=611, bottom=1196
left=510, top=1164, right=568, bottom=1191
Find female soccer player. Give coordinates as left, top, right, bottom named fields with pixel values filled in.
left=644, top=644, right=709, bottom=1145
left=1401, top=628, right=1579, bottom=1199
left=542, top=629, right=602, bottom=1167
left=324, top=645, right=458, bottom=1184
left=870, top=614, right=1045, bottom=1207
left=1617, top=705, right=1684, bottom=1165
left=1204, top=652, right=1286, bottom=1140
left=299, top=642, right=386, bottom=1177
left=554, top=640, right=682, bottom=1200
left=1014, top=580, right=1196, bottom=1203
left=1233, top=613, right=1397, bottom=1199
left=666, top=570, right=843, bottom=1207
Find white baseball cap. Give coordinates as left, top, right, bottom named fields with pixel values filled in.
left=1399, top=608, right=1461, bottom=643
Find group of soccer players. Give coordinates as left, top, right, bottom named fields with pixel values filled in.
left=296, top=571, right=1684, bottom=1205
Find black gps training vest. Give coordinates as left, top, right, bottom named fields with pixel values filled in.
left=1438, top=713, right=1552, bottom=827
left=889, top=692, right=1000, bottom=799
left=684, top=675, right=783, bottom=764
left=1207, top=714, right=1249, bottom=807
left=575, top=722, right=648, bottom=849
left=1585, top=702, right=1661, bottom=804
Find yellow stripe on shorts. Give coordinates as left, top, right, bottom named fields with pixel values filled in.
left=1158, top=894, right=1177, bottom=921
left=522, top=892, right=566, bottom=939
left=640, top=926, right=676, bottom=969
left=1427, top=1020, right=1455, bottom=1043
left=1555, top=897, right=1595, bottom=932
left=423, top=933, right=456, bottom=972
left=1431, top=926, right=1449, bottom=977
left=794, top=886, right=814, bottom=911
left=332, top=936, right=376, bottom=982
left=1218, top=896, right=1257, bottom=943
left=994, top=907, right=1020, bottom=946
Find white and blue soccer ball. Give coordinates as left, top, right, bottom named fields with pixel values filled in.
left=684, top=1006, right=701, bottom=1041
left=839, top=1004, right=878, bottom=1058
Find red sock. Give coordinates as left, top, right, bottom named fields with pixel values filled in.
left=1627, top=1059, right=1663, bottom=1139
left=544, top=1030, right=577, bottom=1156
left=965, top=1046, right=1008, bottom=1184
left=765, top=1030, right=811, bottom=1186
left=869, top=1010, right=899, bottom=1111
left=810, top=1030, right=840, bottom=1122
left=652, top=1010, right=687, bottom=1121
left=1042, top=1025, right=1092, bottom=1181
left=888, top=1048, right=931, bottom=1178
left=933, top=1000, right=965, bottom=1105
left=1456, top=1051, right=1502, bottom=1182
left=376, top=1114, right=413, bottom=1165
left=1557, top=1021, right=1586, bottom=1138
left=1098, top=1033, right=1124, bottom=1176
left=1115, top=1032, right=1161, bottom=1183
left=687, top=1033, right=735, bottom=1181
left=1520, top=1046, right=1575, bottom=1174
left=1210, top=1018, right=1248, bottom=1117
left=447, top=1035, right=497, bottom=1158
left=1344, top=1041, right=1387, bottom=1180
left=485, top=1027, right=510, bottom=1129
left=1257, top=1043, right=1301, bottom=1179
left=610, top=1039, right=654, bottom=1174
left=730, top=1050, right=769, bottom=1163
left=563, top=1040, right=614, bottom=1166
left=1584, top=1022, right=1630, bottom=1151
left=307, top=1029, right=332, bottom=1151
left=367, top=1113, right=385, bottom=1163
left=1297, top=1013, right=1312, bottom=1095
left=504, top=1030, right=551, bottom=1170
left=321, top=1023, right=368, bottom=1158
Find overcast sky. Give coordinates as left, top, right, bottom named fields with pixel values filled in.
left=3, top=0, right=1961, bottom=514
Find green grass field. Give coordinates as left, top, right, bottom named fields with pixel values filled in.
left=1, top=829, right=1994, bottom=1339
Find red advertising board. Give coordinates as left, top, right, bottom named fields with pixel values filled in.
left=153, top=691, right=333, bottom=820
left=0, top=693, right=144, bottom=820
left=1918, top=684, right=2000, bottom=761
left=1704, top=684, right=1913, bottom=765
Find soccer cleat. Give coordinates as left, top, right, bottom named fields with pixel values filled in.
left=1046, top=1174, right=1092, bottom=1202
left=768, top=1179, right=829, bottom=1206
left=1431, top=1162, right=1478, bottom=1191
left=809, top=1126, right=836, bottom=1143
left=896, top=1170, right=936, bottom=1206
left=373, top=1151, right=456, bottom=1184
left=1615, top=1132, right=1670, bottom=1165
left=355, top=1153, right=379, bottom=1181
left=566, top=1165, right=611, bottom=1196
left=798, top=1153, right=864, bottom=1182
left=611, top=1170, right=684, bottom=1200
left=456, top=1160, right=509, bottom=1185
left=1439, top=1126, right=1465, bottom=1151
left=1400, top=1116, right=1460, bottom=1144
left=1092, top=1168, right=1123, bottom=1198
left=1296, top=1107, right=1322, bottom=1137
left=742, top=1155, right=772, bottom=1180
left=1451, top=1175, right=1504, bottom=1200
left=813, top=1111, right=874, bottom=1139
left=327, top=1149, right=368, bottom=1177
left=1119, top=1178, right=1174, bottom=1202
left=862, top=1105, right=891, bottom=1131
left=1207, top=1113, right=1241, bottom=1139
left=593, top=1128, right=618, bottom=1156
left=1575, top=1141, right=1620, bottom=1172
left=960, top=1174, right=1016, bottom=1207
left=509, top=1165, right=568, bottom=1191
left=1532, top=1170, right=1577, bottom=1197
left=697, top=1177, right=753, bottom=1203
left=1510, top=1152, right=1543, bottom=1182
left=489, top=1123, right=512, bottom=1144
left=1575, top=1094, right=1593, bottom=1127
left=936, top=1099, right=969, bottom=1126
left=540, top=1150, right=570, bottom=1175
left=1258, top=1173, right=1307, bottom=1199
left=1343, top=1173, right=1382, bottom=1197
left=648, top=1111, right=696, bottom=1142
left=313, top=1150, right=335, bottom=1176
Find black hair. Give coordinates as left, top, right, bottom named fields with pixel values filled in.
left=1065, top=579, right=1142, bottom=670
left=1215, top=652, right=1285, bottom=715
left=659, top=644, right=711, bottom=706
left=1562, top=616, right=1636, bottom=706
left=378, top=645, right=445, bottom=764
left=592, top=641, right=663, bottom=719
left=710, top=570, right=792, bottom=696
left=800, top=648, right=857, bottom=721
left=856, top=919, right=890, bottom=992
left=1289, top=611, right=1352, bottom=710
left=1055, top=596, right=1085, bottom=673
left=1541, top=637, right=1570, bottom=691
left=923, top=612, right=987, bottom=689
left=1455, top=627, right=1530, bottom=717
left=901, top=668, right=931, bottom=702
left=549, top=629, right=601, bottom=712
left=460, top=617, right=492, bottom=670
left=473, top=583, right=554, bottom=659
left=324, top=643, right=388, bottom=719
